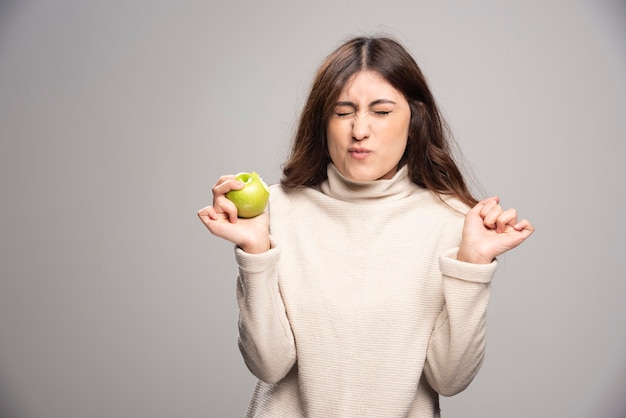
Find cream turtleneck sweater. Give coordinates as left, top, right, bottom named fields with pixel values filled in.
left=234, top=164, right=497, bottom=417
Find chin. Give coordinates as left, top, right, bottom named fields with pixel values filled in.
left=338, top=163, right=395, bottom=182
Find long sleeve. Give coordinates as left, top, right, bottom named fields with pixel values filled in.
left=235, top=242, right=297, bottom=384
left=423, top=248, right=497, bottom=397
left=238, top=167, right=501, bottom=417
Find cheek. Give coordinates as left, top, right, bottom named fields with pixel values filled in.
left=381, top=118, right=409, bottom=146
left=384, top=119, right=410, bottom=159
left=388, top=138, right=408, bottom=161
left=326, top=122, right=348, bottom=147
left=398, top=114, right=411, bottom=138
left=325, top=126, right=342, bottom=161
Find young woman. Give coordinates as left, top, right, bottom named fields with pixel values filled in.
left=198, top=35, right=534, bottom=417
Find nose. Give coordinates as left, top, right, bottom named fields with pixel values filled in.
left=351, top=114, right=370, bottom=141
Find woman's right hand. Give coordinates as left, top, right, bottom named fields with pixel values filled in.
left=197, top=175, right=270, bottom=254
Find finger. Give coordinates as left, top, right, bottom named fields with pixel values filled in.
left=482, top=203, right=504, bottom=230
left=213, top=195, right=240, bottom=223
left=514, top=219, right=535, bottom=234
left=479, top=196, right=500, bottom=219
left=209, top=175, right=245, bottom=223
left=481, top=195, right=499, bottom=205
left=198, top=192, right=239, bottom=224
left=197, top=206, right=209, bottom=218
left=495, top=208, right=518, bottom=233
left=197, top=207, right=213, bottom=229
left=212, top=175, right=244, bottom=197
left=467, top=196, right=496, bottom=218
left=212, top=174, right=237, bottom=187
left=197, top=206, right=222, bottom=223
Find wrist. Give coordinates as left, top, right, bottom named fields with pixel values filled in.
left=240, top=240, right=270, bottom=254
left=457, top=245, right=494, bottom=264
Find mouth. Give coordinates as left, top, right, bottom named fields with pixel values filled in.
left=348, top=147, right=371, bottom=160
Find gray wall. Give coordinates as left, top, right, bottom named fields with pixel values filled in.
left=1, top=0, right=624, bottom=417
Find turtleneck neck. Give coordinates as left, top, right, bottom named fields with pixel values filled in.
left=319, top=163, right=417, bottom=202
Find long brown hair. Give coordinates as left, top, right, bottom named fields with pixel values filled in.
left=281, top=35, right=478, bottom=207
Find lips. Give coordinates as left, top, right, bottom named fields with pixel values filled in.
left=348, top=147, right=371, bottom=160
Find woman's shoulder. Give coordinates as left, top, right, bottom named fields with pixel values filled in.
left=267, top=183, right=315, bottom=214
left=439, top=194, right=471, bottom=213
left=269, top=183, right=314, bottom=199
left=426, top=193, right=472, bottom=224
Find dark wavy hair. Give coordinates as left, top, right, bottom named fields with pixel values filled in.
left=281, top=35, right=478, bottom=208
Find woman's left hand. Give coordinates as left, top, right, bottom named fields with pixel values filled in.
left=457, top=196, right=534, bottom=264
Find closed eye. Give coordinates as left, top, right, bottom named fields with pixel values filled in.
left=333, top=101, right=356, bottom=118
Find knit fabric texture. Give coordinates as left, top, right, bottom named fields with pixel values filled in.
left=234, top=163, right=497, bottom=417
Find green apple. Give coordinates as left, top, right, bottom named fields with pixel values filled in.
left=226, top=172, right=270, bottom=218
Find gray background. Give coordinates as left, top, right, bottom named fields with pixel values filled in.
left=1, top=0, right=624, bottom=417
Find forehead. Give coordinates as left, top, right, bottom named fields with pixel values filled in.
left=338, top=70, right=401, bottom=99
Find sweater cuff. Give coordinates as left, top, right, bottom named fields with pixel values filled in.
left=234, top=239, right=280, bottom=274
left=439, top=247, right=497, bottom=284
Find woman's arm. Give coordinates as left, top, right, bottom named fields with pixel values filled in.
left=423, top=250, right=495, bottom=396
left=199, top=175, right=294, bottom=382
left=424, top=196, right=533, bottom=395
left=234, top=243, right=297, bottom=384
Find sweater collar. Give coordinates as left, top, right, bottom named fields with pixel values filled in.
left=319, top=163, right=415, bottom=202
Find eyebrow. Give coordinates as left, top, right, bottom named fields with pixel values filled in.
left=334, top=99, right=397, bottom=107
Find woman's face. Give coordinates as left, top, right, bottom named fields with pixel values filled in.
left=326, top=70, right=410, bottom=182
